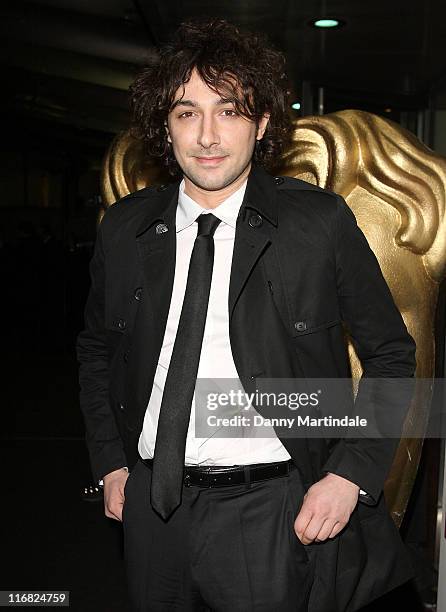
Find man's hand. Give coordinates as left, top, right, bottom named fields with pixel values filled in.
left=103, top=468, right=129, bottom=522
left=294, top=472, right=360, bottom=545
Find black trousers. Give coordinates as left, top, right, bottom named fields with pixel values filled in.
left=122, top=458, right=316, bottom=611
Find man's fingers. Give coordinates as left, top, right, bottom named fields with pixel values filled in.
left=104, top=494, right=124, bottom=521
left=104, top=507, right=121, bottom=521
left=328, top=521, right=344, bottom=539
left=294, top=505, right=313, bottom=542
left=298, top=516, right=326, bottom=544
left=103, top=475, right=128, bottom=522
left=106, top=500, right=124, bottom=522
left=314, top=520, right=339, bottom=542
left=292, top=473, right=358, bottom=544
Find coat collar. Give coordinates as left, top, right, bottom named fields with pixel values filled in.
left=177, top=176, right=247, bottom=231
left=241, top=163, right=278, bottom=227
left=135, top=182, right=179, bottom=238
left=135, top=162, right=278, bottom=237
left=129, top=163, right=279, bottom=411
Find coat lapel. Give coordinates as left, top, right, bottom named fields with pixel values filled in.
left=125, top=184, right=179, bottom=417
left=228, top=220, right=271, bottom=320
left=229, top=164, right=279, bottom=320
left=133, top=164, right=281, bottom=327
left=135, top=184, right=178, bottom=322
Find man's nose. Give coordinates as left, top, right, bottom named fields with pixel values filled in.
left=197, top=116, right=220, bottom=149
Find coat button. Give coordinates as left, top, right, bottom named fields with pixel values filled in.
left=294, top=321, right=307, bottom=332
left=157, top=184, right=168, bottom=191
left=155, top=223, right=169, bottom=234
left=123, top=350, right=130, bottom=363
left=134, top=287, right=143, bottom=300
left=250, top=370, right=264, bottom=380
left=119, top=403, right=125, bottom=411
left=248, top=214, right=263, bottom=228
left=117, top=318, right=126, bottom=330
left=275, top=177, right=284, bottom=185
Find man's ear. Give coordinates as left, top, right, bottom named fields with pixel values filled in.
left=256, top=112, right=271, bottom=140
left=164, top=120, right=172, bottom=143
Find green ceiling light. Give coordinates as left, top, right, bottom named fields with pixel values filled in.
left=312, top=18, right=342, bottom=28
left=291, top=102, right=301, bottom=110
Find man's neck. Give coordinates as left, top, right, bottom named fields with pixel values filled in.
left=183, top=163, right=251, bottom=209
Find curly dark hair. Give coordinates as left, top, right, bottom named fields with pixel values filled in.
left=129, top=17, right=292, bottom=176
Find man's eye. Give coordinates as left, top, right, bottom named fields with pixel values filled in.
left=222, top=109, right=237, bottom=117
left=179, top=111, right=194, bottom=118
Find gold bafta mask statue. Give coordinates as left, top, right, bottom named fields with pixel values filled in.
left=101, top=109, right=446, bottom=527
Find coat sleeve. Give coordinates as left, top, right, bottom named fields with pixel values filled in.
left=321, top=195, right=417, bottom=504
left=76, top=213, right=128, bottom=484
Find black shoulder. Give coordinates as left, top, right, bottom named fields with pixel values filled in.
left=101, top=184, right=162, bottom=225
left=112, top=185, right=158, bottom=207
left=274, top=175, right=337, bottom=198
left=274, top=175, right=346, bottom=233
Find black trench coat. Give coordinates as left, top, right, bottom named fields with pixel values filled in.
left=77, top=163, right=417, bottom=611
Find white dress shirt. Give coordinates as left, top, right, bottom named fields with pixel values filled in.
left=137, top=177, right=291, bottom=466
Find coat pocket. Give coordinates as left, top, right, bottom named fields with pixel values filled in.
left=292, top=318, right=342, bottom=337
left=292, top=319, right=348, bottom=378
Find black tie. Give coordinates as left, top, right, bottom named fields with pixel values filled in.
left=150, top=212, right=222, bottom=520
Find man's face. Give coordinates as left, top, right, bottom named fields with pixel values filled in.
left=166, top=68, right=269, bottom=191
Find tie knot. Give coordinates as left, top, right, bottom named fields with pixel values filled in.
left=196, top=213, right=221, bottom=237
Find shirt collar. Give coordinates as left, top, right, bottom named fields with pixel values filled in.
left=176, top=177, right=248, bottom=232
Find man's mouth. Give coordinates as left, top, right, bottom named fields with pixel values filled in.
left=194, top=156, right=227, bottom=165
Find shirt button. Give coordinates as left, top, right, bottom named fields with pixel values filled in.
left=117, top=318, right=126, bottom=330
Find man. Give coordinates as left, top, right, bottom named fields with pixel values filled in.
left=77, top=17, right=417, bottom=612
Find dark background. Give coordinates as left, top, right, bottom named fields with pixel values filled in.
left=1, top=1, right=445, bottom=610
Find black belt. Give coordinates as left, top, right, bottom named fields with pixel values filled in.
left=140, top=457, right=296, bottom=488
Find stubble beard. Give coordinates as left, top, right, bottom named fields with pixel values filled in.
left=179, top=154, right=253, bottom=193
